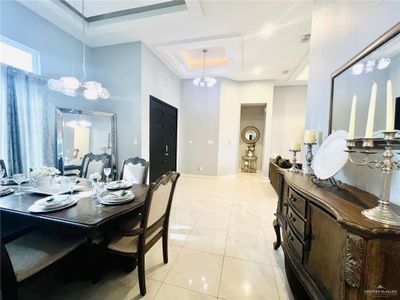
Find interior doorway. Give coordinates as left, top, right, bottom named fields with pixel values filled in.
left=238, top=104, right=266, bottom=173
left=149, top=96, right=178, bottom=182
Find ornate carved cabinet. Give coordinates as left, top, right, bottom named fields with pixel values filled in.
left=273, top=171, right=400, bottom=300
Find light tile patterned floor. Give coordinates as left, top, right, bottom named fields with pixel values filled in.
left=20, top=173, right=294, bottom=300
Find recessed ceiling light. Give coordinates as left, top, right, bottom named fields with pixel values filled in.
left=259, top=24, right=275, bottom=38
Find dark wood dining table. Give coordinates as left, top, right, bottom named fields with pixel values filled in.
left=0, top=179, right=148, bottom=238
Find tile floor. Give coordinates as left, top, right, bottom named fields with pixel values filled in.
left=20, top=173, right=293, bottom=300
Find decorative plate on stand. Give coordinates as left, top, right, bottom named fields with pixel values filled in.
left=314, top=130, right=349, bottom=180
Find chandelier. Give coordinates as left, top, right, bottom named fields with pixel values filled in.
left=48, top=1, right=109, bottom=100
left=193, top=49, right=217, bottom=87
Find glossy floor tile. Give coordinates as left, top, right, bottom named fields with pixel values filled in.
left=19, top=173, right=293, bottom=299
left=218, top=257, right=280, bottom=300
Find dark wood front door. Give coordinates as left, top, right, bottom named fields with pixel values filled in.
left=149, top=96, right=177, bottom=182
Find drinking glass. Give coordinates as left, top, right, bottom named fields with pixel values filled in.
left=68, top=176, right=78, bottom=198
left=104, top=168, right=111, bottom=182
left=13, top=173, right=26, bottom=195
left=94, top=182, right=106, bottom=207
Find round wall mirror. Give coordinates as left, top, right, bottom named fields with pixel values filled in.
left=241, top=126, right=260, bottom=144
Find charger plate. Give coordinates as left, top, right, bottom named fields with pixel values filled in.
left=314, top=130, right=349, bottom=180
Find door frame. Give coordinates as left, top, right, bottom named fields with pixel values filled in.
left=149, top=95, right=178, bottom=181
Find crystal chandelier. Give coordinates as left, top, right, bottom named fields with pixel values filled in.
left=48, top=1, right=109, bottom=100
left=193, top=49, right=217, bottom=87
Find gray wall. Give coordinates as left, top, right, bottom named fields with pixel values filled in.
left=179, top=80, right=221, bottom=176
left=272, top=85, right=307, bottom=161
left=306, top=0, right=400, bottom=204
left=239, top=105, right=265, bottom=171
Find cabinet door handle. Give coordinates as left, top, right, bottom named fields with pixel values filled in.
left=165, top=145, right=169, bottom=156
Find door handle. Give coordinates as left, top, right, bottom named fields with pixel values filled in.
left=165, top=145, right=169, bottom=156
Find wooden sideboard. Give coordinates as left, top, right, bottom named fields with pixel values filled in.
left=273, top=171, right=400, bottom=300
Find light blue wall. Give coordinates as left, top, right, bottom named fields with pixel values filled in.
left=0, top=0, right=142, bottom=169
left=90, top=43, right=142, bottom=166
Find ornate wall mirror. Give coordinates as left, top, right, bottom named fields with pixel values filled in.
left=330, top=22, right=400, bottom=138
left=241, top=126, right=260, bottom=144
left=56, top=108, right=117, bottom=174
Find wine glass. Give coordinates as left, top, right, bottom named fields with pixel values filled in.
left=104, top=168, right=111, bottom=182
left=68, top=176, right=78, bottom=198
left=13, top=173, right=26, bottom=195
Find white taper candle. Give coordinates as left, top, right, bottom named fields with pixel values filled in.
left=386, top=80, right=394, bottom=131
left=365, top=83, right=377, bottom=138
left=348, top=94, right=357, bottom=139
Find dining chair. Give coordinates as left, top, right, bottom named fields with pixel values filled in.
left=0, top=159, right=8, bottom=178
left=79, top=153, right=95, bottom=178
left=1, top=229, right=84, bottom=299
left=120, top=157, right=149, bottom=184
left=82, top=153, right=112, bottom=180
left=106, top=171, right=180, bottom=296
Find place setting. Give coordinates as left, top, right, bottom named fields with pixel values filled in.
left=28, top=194, right=79, bottom=213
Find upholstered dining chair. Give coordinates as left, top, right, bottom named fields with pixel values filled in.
left=120, top=157, right=149, bottom=184
left=82, top=153, right=112, bottom=180
left=106, top=171, right=180, bottom=296
left=0, top=159, right=8, bottom=178
left=1, top=229, right=84, bottom=299
left=79, top=153, right=94, bottom=178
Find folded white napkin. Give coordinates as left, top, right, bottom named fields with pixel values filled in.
left=103, top=190, right=133, bottom=201
left=35, top=195, right=71, bottom=208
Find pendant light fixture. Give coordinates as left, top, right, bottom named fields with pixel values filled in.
left=193, top=49, right=217, bottom=87
left=48, top=0, right=109, bottom=100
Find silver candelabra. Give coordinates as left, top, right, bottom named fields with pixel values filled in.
left=345, top=131, right=400, bottom=226
left=289, top=149, right=301, bottom=173
left=303, top=143, right=316, bottom=176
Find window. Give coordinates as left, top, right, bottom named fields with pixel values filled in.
left=0, top=36, right=40, bottom=74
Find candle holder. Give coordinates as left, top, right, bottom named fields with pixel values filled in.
left=303, top=143, right=316, bottom=176
left=288, top=149, right=300, bottom=173
left=345, top=131, right=400, bottom=226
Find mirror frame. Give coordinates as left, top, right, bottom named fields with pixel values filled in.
left=241, top=126, right=260, bottom=144
left=329, top=21, right=400, bottom=134
left=55, top=107, right=117, bottom=174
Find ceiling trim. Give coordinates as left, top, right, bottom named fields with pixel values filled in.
left=58, top=0, right=186, bottom=23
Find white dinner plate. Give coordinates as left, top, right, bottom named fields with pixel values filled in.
left=314, top=130, right=349, bottom=180
left=106, top=180, right=133, bottom=190
left=99, top=193, right=135, bottom=205
left=29, top=197, right=78, bottom=213
left=0, top=188, right=14, bottom=197
left=27, top=185, right=84, bottom=196
left=35, top=194, right=73, bottom=208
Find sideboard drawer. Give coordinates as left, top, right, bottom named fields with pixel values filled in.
left=288, top=188, right=307, bottom=216
left=287, top=205, right=306, bottom=240
left=287, top=225, right=304, bottom=261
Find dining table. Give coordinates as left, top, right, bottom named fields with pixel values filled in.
left=0, top=179, right=149, bottom=239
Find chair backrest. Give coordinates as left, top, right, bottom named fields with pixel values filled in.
left=83, top=153, right=112, bottom=180
left=141, top=171, right=180, bottom=232
left=120, top=157, right=149, bottom=184
left=79, top=153, right=94, bottom=177
left=0, top=159, right=7, bottom=178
